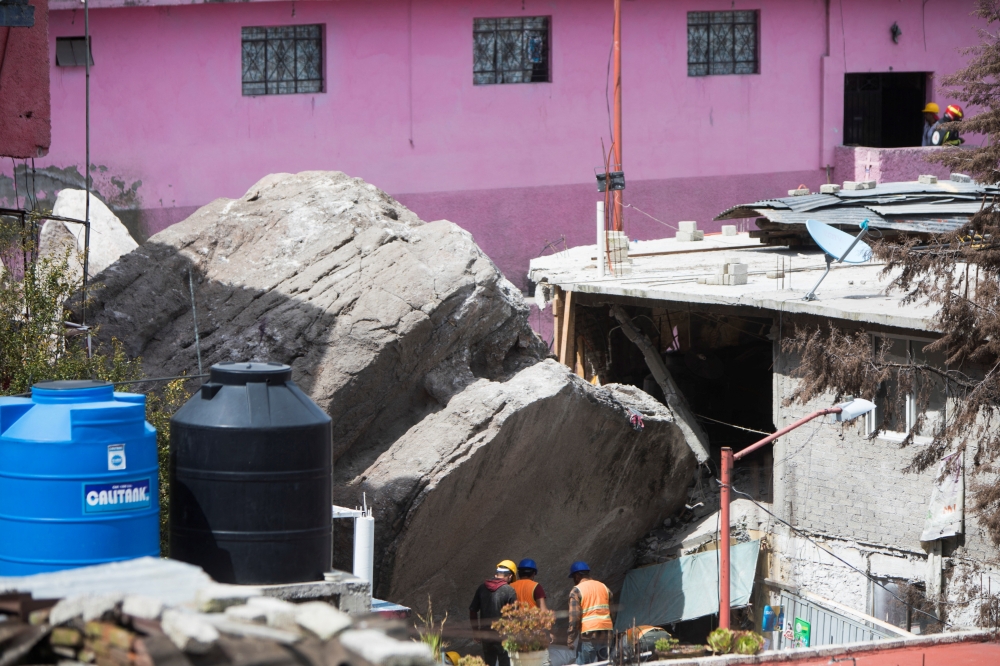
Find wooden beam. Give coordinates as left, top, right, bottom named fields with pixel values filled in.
left=609, top=304, right=710, bottom=463
left=575, top=334, right=586, bottom=378
left=552, top=287, right=563, bottom=359
left=558, top=290, right=575, bottom=367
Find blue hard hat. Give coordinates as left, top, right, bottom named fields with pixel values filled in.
left=518, top=558, right=538, bottom=572
left=569, top=561, right=591, bottom=577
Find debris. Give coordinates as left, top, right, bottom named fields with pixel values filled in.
left=721, top=224, right=737, bottom=236
left=194, top=584, right=261, bottom=613
left=122, top=596, right=164, bottom=621
left=676, top=221, right=705, bottom=242
left=918, top=174, right=939, bottom=184
left=293, top=602, right=352, bottom=640
left=338, top=629, right=435, bottom=666
left=39, top=190, right=139, bottom=280
left=820, top=184, right=841, bottom=194
left=160, top=610, right=220, bottom=654
left=245, top=597, right=297, bottom=631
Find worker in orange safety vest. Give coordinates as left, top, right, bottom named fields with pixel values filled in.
left=567, top=561, right=614, bottom=664
left=510, top=558, right=549, bottom=611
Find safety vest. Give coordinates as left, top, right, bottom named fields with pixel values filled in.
left=510, top=580, right=539, bottom=607
left=575, top=579, right=613, bottom=632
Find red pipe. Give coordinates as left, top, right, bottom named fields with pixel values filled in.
left=718, top=407, right=843, bottom=628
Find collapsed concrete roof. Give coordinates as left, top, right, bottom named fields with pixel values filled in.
left=528, top=233, right=937, bottom=332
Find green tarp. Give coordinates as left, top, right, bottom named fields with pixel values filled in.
left=615, top=540, right=760, bottom=630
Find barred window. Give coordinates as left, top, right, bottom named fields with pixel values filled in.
left=242, top=25, right=323, bottom=96
left=687, top=11, right=758, bottom=77
left=473, top=17, right=550, bottom=85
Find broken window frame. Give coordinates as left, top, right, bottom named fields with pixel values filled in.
left=241, top=24, right=324, bottom=97
left=687, top=10, right=759, bottom=77
left=55, top=37, right=94, bottom=67
left=864, top=334, right=947, bottom=444
left=473, top=16, right=551, bottom=85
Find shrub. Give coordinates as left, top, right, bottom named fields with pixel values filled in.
left=732, top=631, right=765, bottom=655
left=653, top=636, right=678, bottom=653
left=706, top=627, right=733, bottom=654
left=491, top=602, right=555, bottom=653
left=457, top=658, right=486, bottom=666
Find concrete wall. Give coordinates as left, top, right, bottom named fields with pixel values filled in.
left=770, top=316, right=996, bottom=628
left=0, top=0, right=983, bottom=286
left=834, top=145, right=954, bottom=184
left=0, top=0, right=51, bottom=159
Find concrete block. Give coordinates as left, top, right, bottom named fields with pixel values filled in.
left=705, top=276, right=720, bottom=285
left=820, top=184, right=841, bottom=194
left=122, top=596, right=164, bottom=621
left=224, top=604, right=267, bottom=624
left=843, top=180, right=875, bottom=190
left=294, top=601, right=352, bottom=640
left=678, top=221, right=698, bottom=232
left=696, top=277, right=707, bottom=284
left=723, top=274, right=732, bottom=285
left=951, top=173, right=972, bottom=183
left=82, top=594, right=124, bottom=621
left=862, top=180, right=877, bottom=189
left=918, top=174, right=938, bottom=184
left=161, top=610, right=219, bottom=654
left=731, top=274, right=748, bottom=285
left=247, top=596, right=298, bottom=630
left=693, top=230, right=705, bottom=240
left=788, top=187, right=810, bottom=196
left=339, top=629, right=435, bottom=666
left=675, top=231, right=695, bottom=242
left=724, top=255, right=742, bottom=265
left=195, top=584, right=262, bottom=613
left=721, top=225, right=737, bottom=236
left=728, top=263, right=748, bottom=276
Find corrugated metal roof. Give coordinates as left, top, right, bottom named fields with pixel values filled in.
left=753, top=209, right=886, bottom=228
left=867, top=202, right=985, bottom=216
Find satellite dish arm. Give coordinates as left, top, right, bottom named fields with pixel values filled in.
left=804, top=221, right=870, bottom=302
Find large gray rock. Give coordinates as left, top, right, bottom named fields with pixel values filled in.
left=359, top=359, right=697, bottom=618
left=84, top=171, right=546, bottom=476
left=39, top=190, right=138, bottom=279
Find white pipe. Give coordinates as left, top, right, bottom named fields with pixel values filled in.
left=597, top=201, right=606, bottom=278
left=353, top=511, right=375, bottom=588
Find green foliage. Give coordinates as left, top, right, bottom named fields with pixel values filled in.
left=145, top=379, right=193, bottom=556
left=492, top=602, right=555, bottom=653
left=653, top=636, right=679, bottom=653
left=732, top=631, right=765, bottom=655
left=414, top=596, right=448, bottom=659
left=456, top=658, right=486, bottom=666
left=706, top=627, right=733, bottom=654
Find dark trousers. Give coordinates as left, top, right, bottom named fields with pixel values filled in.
left=483, top=641, right=511, bottom=666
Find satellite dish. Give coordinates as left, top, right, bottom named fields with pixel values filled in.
left=806, top=219, right=872, bottom=264
left=803, top=219, right=873, bottom=301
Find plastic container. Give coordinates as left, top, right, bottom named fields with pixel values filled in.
left=0, top=380, right=159, bottom=575
left=169, top=362, right=332, bottom=584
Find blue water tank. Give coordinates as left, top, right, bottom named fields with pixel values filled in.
left=0, top=380, right=159, bottom=575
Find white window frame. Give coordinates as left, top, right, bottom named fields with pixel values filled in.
left=864, top=334, right=945, bottom=445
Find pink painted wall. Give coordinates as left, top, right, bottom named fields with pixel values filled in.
left=0, top=0, right=984, bottom=287
left=833, top=145, right=953, bottom=184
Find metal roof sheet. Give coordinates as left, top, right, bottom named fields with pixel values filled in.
left=866, top=202, right=985, bottom=216
left=836, top=181, right=997, bottom=197
left=754, top=208, right=886, bottom=228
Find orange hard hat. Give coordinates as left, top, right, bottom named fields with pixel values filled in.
left=945, top=104, right=964, bottom=120
left=922, top=102, right=940, bottom=114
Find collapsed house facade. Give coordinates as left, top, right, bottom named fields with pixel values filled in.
left=528, top=176, right=999, bottom=637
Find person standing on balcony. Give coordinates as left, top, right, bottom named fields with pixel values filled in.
left=566, top=561, right=614, bottom=664
left=922, top=102, right=942, bottom=146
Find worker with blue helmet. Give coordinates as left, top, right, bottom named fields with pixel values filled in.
left=567, top=561, right=614, bottom=664
left=511, top=558, right=548, bottom=611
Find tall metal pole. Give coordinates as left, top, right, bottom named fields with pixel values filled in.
left=82, top=0, right=91, bottom=332
left=719, top=448, right=732, bottom=630
left=612, top=0, right=623, bottom=232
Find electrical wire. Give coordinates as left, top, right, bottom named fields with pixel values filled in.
left=693, top=413, right=772, bottom=436
left=723, top=481, right=948, bottom=627
left=622, top=203, right=679, bottom=231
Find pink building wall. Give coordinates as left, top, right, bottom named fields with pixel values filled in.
left=0, top=0, right=983, bottom=287
left=0, top=0, right=51, bottom=159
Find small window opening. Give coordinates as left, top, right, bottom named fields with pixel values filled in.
left=473, top=17, right=550, bottom=85
left=56, top=37, right=94, bottom=67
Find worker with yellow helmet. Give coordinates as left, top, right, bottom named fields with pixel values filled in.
left=922, top=102, right=941, bottom=146
left=469, top=559, right=519, bottom=666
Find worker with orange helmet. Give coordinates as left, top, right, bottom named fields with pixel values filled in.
left=470, top=559, right=519, bottom=666
left=922, top=102, right=941, bottom=146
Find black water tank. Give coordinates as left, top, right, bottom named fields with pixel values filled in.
left=169, top=362, right=332, bottom=584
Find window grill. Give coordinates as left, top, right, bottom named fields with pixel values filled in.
left=242, top=25, right=323, bottom=96
left=473, top=17, right=550, bottom=85
left=687, top=11, right=758, bottom=77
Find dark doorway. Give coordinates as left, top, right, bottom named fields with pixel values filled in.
left=844, top=72, right=928, bottom=147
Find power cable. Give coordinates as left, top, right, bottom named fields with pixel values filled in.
left=693, top=413, right=771, bottom=436
left=722, top=481, right=948, bottom=627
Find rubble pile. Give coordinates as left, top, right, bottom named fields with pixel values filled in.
left=0, top=589, right=431, bottom=666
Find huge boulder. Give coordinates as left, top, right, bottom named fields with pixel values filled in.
left=84, top=172, right=547, bottom=478
left=39, top=190, right=138, bottom=279
left=359, top=359, right=698, bottom=617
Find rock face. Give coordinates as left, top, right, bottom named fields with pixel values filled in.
left=85, top=172, right=547, bottom=479
left=39, top=190, right=138, bottom=279
left=360, top=359, right=697, bottom=618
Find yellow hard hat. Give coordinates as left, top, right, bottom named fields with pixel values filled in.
left=497, top=559, right=519, bottom=581
left=923, top=102, right=940, bottom=114
left=445, top=652, right=461, bottom=666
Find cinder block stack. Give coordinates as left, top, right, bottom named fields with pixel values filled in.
left=605, top=230, right=633, bottom=276
left=676, top=221, right=704, bottom=242
left=699, top=255, right=748, bottom=285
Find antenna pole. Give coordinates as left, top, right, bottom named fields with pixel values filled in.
left=82, top=0, right=91, bottom=336
left=612, top=0, right=623, bottom=232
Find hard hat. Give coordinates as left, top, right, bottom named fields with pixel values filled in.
left=922, top=102, right=940, bottom=114
left=569, top=561, right=591, bottom=577
left=445, top=653, right=460, bottom=666
left=945, top=104, right=964, bottom=120
left=497, top=559, right=519, bottom=581
left=518, top=558, right=538, bottom=572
